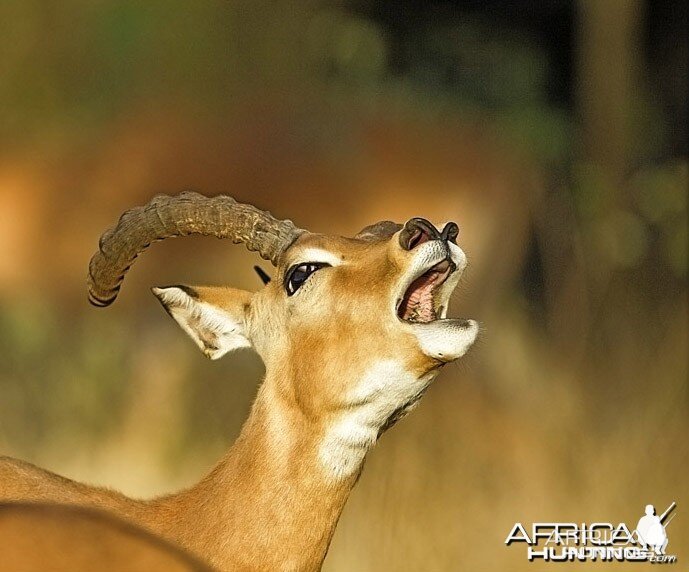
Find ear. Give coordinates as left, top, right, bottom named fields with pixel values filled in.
left=152, top=285, right=253, bottom=360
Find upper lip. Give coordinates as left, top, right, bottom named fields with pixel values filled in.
left=396, top=257, right=456, bottom=323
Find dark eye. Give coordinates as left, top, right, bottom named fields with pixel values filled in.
left=284, top=263, right=330, bottom=296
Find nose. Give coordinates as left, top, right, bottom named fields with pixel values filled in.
left=441, top=221, right=459, bottom=243
left=399, top=218, right=438, bottom=250
left=399, top=217, right=459, bottom=250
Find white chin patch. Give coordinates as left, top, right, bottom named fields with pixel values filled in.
left=412, top=319, right=479, bottom=362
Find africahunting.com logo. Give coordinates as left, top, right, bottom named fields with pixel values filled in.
left=505, top=502, right=677, bottom=563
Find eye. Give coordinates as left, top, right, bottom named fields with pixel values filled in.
left=284, top=262, right=330, bottom=296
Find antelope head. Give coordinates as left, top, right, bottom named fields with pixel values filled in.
left=88, top=192, right=478, bottom=479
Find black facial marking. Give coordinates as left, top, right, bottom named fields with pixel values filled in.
left=254, top=266, right=271, bottom=285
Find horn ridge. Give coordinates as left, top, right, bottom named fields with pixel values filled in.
left=87, top=192, right=302, bottom=307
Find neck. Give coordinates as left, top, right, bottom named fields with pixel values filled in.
left=156, top=375, right=362, bottom=571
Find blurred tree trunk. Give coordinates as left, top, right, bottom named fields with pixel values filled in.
left=577, top=0, right=644, bottom=194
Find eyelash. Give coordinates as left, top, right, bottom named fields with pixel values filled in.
left=284, top=263, right=330, bottom=296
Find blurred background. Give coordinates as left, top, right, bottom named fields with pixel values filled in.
left=0, top=0, right=686, bottom=569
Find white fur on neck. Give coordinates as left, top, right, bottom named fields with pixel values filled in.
left=318, top=360, right=436, bottom=480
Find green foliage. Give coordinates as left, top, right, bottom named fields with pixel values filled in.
left=0, top=297, right=130, bottom=454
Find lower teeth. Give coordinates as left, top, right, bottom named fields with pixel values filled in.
left=407, top=306, right=435, bottom=323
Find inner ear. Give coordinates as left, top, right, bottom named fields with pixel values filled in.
left=152, top=285, right=253, bottom=360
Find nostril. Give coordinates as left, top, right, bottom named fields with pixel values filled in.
left=407, top=229, right=422, bottom=250
left=441, top=222, right=459, bottom=244
left=399, top=217, right=440, bottom=250
left=407, top=228, right=432, bottom=250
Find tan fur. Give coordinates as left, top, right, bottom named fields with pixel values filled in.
left=0, top=225, right=478, bottom=571
left=0, top=502, right=213, bottom=571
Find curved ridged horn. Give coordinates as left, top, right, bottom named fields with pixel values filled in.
left=87, top=192, right=303, bottom=307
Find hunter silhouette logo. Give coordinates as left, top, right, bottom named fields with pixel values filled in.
left=505, top=501, right=677, bottom=563
left=636, top=502, right=676, bottom=555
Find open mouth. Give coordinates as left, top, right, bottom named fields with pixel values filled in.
left=397, top=259, right=455, bottom=323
